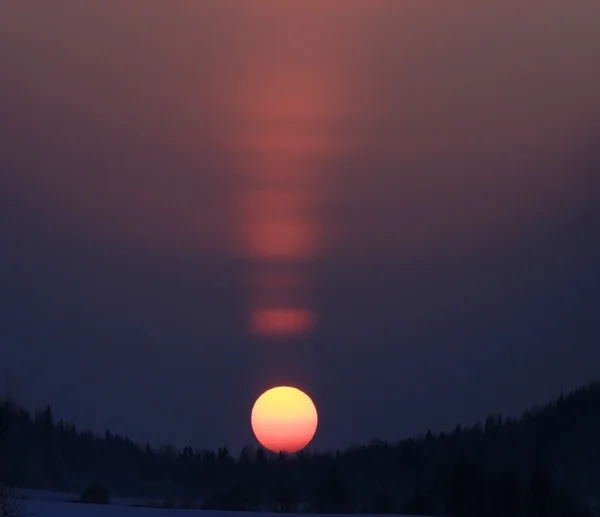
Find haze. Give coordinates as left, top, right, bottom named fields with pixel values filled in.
left=1, top=1, right=599, bottom=451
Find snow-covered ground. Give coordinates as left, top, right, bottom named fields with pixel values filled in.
left=17, top=487, right=155, bottom=508
left=23, top=499, right=193, bottom=516
left=19, top=493, right=428, bottom=517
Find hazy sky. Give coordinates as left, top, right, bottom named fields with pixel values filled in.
left=1, top=1, right=600, bottom=451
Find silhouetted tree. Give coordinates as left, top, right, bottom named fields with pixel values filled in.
left=0, top=398, right=22, bottom=517
left=312, top=467, right=349, bottom=513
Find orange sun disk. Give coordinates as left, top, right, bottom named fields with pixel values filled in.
left=251, top=386, right=318, bottom=454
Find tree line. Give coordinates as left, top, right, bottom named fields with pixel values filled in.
left=2, top=382, right=600, bottom=515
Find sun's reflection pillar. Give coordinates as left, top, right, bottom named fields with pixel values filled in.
left=231, top=73, right=338, bottom=340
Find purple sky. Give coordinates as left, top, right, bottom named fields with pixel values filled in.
left=1, top=1, right=600, bottom=451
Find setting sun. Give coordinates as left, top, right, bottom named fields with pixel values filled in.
left=251, top=386, right=318, bottom=454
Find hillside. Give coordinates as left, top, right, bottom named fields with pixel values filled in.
left=2, top=382, right=600, bottom=515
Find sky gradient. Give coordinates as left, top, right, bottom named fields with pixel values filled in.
left=1, top=1, right=600, bottom=452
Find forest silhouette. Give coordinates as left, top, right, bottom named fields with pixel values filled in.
left=2, top=382, right=599, bottom=516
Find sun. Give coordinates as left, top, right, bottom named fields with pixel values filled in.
left=251, top=386, right=318, bottom=454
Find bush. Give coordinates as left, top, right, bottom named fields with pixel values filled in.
left=80, top=484, right=111, bottom=505
left=0, top=484, right=23, bottom=517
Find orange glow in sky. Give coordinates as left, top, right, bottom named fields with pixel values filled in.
left=251, top=386, right=318, bottom=454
